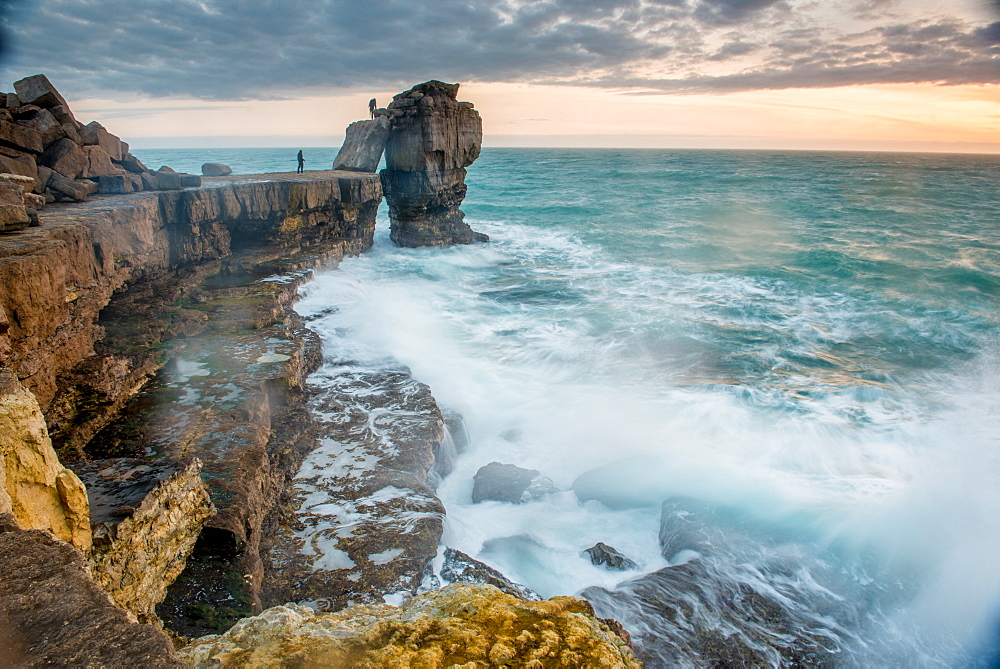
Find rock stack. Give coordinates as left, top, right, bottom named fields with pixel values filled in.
left=0, top=74, right=199, bottom=226
left=380, top=80, right=488, bottom=247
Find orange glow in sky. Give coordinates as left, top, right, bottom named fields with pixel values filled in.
left=74, top=81, right=1000, bottom=154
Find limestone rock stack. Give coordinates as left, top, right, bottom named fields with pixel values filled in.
left=0, top=74, right=200, bottom=212
left=381, top=80, right=488, bottom=247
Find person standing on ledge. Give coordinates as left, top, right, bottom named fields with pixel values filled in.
left=369, top=98, right=377, bottom=119
left=296, top=149, right=304, bottom=173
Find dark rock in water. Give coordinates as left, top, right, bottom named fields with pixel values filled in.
left=381, top=80, right=487, bottom=247
left=441, top=547, right=541, bottom=601
left=443, top=409, right=470, bottom=454
left=333, top=116, right=391, bottom=172
left=201, top=162, right=232, bottom=176
left=659, top=496, right=729, bottom=560
left=472, top=461, right=558, bottom=504
left=584, top=542, right=638, bottom=571
left=0, top=513, right=185, bottom=667
left=582, top=559, right=850, bottom=668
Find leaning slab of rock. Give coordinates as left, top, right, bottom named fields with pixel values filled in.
left=180, top=583, right=640, bottom=668
left=0, top=513, right=185, bottom=667
left=441, top=547, right=541, bottom=600
left=584, top=542, right=639, bottom=571
left=12, top=74, right=70, bottom=112
left=333, top=116, right=391, bottom=172
left=202, top=162, right=233, bottom=176
left=472, top=461, right=558, bottom=504
left=74, top=457, right=215, bottom=625
left=381, top=80, right=487, bottom=247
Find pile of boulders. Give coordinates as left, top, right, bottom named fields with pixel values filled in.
left=0, top=74, right=200, bottom=231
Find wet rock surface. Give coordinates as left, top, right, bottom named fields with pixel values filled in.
left=472, top=460, right=558, bottom=504
left=381, top=80, right=487, bottom=247
left=0, top=513, right=185, bottom=667
left=261, top=361, right=446, bottom=612
left=73, top=457, right=215, bottom=624
left=441, top=547, right=541, bottom=601
left=584, top=542, right=639, bottom=571
left=180, top=583, right=641, bottom=668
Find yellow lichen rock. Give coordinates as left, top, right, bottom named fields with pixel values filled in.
left=0, top=371, right=91, bottom=552
left=180, top=583, right=642, bottom=668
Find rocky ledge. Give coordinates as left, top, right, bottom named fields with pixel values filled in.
left=180, top=583, right=641, bottom=668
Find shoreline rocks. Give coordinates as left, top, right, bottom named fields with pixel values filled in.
left=179, top=583, right=641, bottom=668
left=472, top=461, right=558, bottom=504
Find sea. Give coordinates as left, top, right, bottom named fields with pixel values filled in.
left=135, top=147, right=1000, bottom=667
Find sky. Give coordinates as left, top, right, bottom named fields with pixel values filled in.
left=0, top=0, right=997, bottom=152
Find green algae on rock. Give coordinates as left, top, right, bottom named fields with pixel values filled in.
left=179, top=583, right=642, bottom=668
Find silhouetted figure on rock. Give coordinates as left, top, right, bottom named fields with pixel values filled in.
left=296, top=149, right=304, bottom=173
left=369, top=98, right=377, bottom=118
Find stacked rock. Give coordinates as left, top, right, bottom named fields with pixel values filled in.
left=380, top=80, right=488, bottom=247
left=0, top=74, right=200, bottom=212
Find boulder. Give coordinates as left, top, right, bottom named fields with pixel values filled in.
left=441, top=547, right=542, bottom=600
left=60, top=121, right=81, bottom=144
left=179, top=584, right=640, bottom=668
left=201, top=162, right=232, bottom=176
left=333, top=116, right=390, bottom=172
left=0, top=154, right=38, bottom=189
left=583, top=542, right=639, bottom=571
left=141, top=170, right=183, bottom=191
left=97, top=174, right=135, bottom=194
left=0, top=514, right=185, bottom=667
left=79, top=121, right=123, bottom=161
left=82, top=144, right=122, bottom=178
left=472, top=461, right=558, bottom=504
left=0, top=119, right=43, bottom=154
left=12, top=74, right=70, bottom=111
left=45, top=169, right=90, bottom=201
left=4, top=93, right=19, bottom=109
left=179, top=173, right=202, bottom=187
left=41, top=137, right=87, bottom=178
left=115, top=150, right=149, bottom=174
left=26, top=107, right=64, bottom=148
left=0, top=182, right=29, bottom=231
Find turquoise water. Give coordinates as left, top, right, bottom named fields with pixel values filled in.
left=155, top=147, right=1000, bottom=665
left=131, top=147, right=345, bottom=175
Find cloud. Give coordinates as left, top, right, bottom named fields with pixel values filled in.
left=0, top=0, right=995, bottom=101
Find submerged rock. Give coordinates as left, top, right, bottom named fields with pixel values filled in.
left=381, top=80, right=487, bottom=247
left=180, top=583, right=640, bottom=668
left=441, top=547, right=541, bottom=601
left=472, top=461, right=558, bottom=504
left=584, top=542, right=639, bottom=571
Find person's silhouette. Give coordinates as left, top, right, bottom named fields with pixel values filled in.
left=296, top=149, right=304, bottom=173
left=369, top=98, right=377, bottom=119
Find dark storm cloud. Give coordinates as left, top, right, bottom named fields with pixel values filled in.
left=0, top=0, right=996, bottom=100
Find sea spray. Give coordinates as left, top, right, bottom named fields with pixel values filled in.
left=293, top=148, right=1000, bottom=666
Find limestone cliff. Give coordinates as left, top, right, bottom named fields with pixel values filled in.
left=0, top=369, right=90, bottom=552
left=77, top=458, right=215, bottom=625
left=381, top=80, right=488, bottom=247
left=179, top=583, right=641, bottom=668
